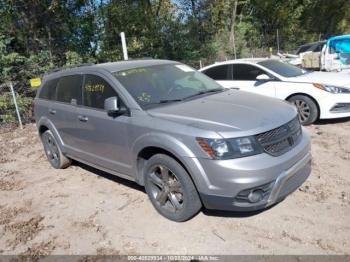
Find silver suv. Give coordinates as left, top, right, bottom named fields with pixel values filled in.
left=34, top=60, right=312, bottom=221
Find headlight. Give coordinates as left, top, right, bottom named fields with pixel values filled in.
left=313, top=83, right=350, bottom=94
left=196, top=137, right=262, bottom=160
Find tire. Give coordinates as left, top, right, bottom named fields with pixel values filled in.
left=287, top=95, right=318, bottom=125
left=41, top=130, right=71, bottom=169
left=144, top=154, right=202, bottom=222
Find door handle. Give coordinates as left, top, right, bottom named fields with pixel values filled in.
left=78, top=115, right=88, bottom=122
left=49, top=109, right=56, bottom=115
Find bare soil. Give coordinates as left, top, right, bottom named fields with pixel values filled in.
left=0, top=120, right=349, bottom=255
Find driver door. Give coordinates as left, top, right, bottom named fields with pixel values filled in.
left=231, top=63, right=276, bottom=98
left=74, top=73, right=133, bottom=176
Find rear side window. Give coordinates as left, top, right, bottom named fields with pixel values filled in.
left=202, top=65, right=231, bottom=80
left=232, top=64, right=266, bottom=81
left=39, top=78, right=58, bottom=100
left=83, top=75, right=117, bottom=109
left=56, top=75, right=82, bottom=104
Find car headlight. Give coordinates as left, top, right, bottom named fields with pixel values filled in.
left=313, top=83, right=350, bottom=94
left=196, top=137, right=262, bottom=159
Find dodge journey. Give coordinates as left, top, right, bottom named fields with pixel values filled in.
left=34, top=60, right=312, bottom=221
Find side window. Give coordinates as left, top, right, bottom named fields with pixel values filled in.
left=233, top=64, right=266, bottom=81
left=83, top=75, right=117, bottom=109
left=202, top=65, right=231, bottom=80
left=56, top=75, right=82, bottom=104
left=39, top=78, right=58, bottom=100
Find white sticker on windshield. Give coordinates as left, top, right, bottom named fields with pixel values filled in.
left=175, top=65, right=195, bottom=72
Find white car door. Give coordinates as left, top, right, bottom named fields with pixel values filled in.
left=201, top=63, right=277, bottom=99
left=201, top=64, right=235, bottom=89
left=230, top=63, right=276, bottom=98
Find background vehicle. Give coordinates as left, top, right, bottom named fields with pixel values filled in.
left=296, top=41, right=326, bottom=55
left=200, top=59, right=350, bottom=125
left=321, top=35, right=350, bottom=72
left=287, top=41, right=326, bottom=69
left=285, top=35, right=350, bottom=72
left=34, top=60, right=311, bottom=222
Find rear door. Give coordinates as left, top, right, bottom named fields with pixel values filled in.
left=74, top=73, right=132, bottom=175
left=53, top=74, right=83, bottom=151
left=201, top=64, right=237, bottom=89
left=232, top=63, right=276, bottom=97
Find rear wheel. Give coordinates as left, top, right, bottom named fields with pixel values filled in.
left=144, top=154, right=202, bottom=222
left=288, top=95, right=318, bottom=125
left=41, top=130, right=71, bottom=169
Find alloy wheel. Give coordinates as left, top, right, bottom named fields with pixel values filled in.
left=148, top=165, right=184, bottom=213
left=43, top=133, right=59, bottom=167
left=294, top=99, right=311, bottom=123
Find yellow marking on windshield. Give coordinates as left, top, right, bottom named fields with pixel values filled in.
left=137, top=92, right=151, bottom=102
left=85, top=84, right=105, bottom=92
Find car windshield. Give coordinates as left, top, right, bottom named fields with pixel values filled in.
left=113, top=64, right=223, bottom=108
left=258, top=60, right=308, bottom=77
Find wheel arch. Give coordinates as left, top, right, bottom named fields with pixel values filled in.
left=285, top=93, right=321, bottom=119
left=38, top=124, right=49, bottom=135
left=137, top=146, right=185, bottom=178
left=37, top=117, right=65, bottom=150
left=132, top=133, right=199, bottom=188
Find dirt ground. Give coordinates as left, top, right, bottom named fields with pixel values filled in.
left=0, top=119, right=349, bottom=256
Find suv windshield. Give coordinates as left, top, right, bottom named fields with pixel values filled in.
left=113, top=64, right=223, bottom=108
left=258, top=60, right=307, bottom=78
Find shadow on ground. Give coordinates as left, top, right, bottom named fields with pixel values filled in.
left=315, top=117, right=350, bottom=125
left=73, top=160, right=281, bottom=219
left=72, top=160, right=145, bottom=193
left=202, top=201, right=281, bottom=218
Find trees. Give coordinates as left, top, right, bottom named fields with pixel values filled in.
left=0, top=0, right=350, bottom=103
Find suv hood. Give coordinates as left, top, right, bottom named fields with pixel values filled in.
left=287, top=71, right=350, bottom=88
left=147, top=90, right=297, bottom=138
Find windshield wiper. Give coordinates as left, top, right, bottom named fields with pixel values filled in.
left=158, top=99, right=184, bottom=104
left=143, top=99, right=184, bottom=108
left=183, top=88, right=225, bottom=100
left=144, top=89, right=225, bottom=108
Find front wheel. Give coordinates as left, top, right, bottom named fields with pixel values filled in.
left=144, top=154, right=202, bottom=222
left=288, top=95, right=318, bottom=125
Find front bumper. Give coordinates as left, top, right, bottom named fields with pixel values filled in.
left=319, top=94, right=350, bottom=119
left=182, top=129, right=312, bottom=211
left=199, top=152, right=311, bottom=211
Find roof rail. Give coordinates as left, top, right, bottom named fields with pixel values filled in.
left=128, top=57, right=153, bottom=60
left=45, top=63, right=95, bottom=75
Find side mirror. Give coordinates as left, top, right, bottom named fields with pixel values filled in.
left=104, top=96, right=128, bottom=116
left=256, top=74, right=272, bottom=81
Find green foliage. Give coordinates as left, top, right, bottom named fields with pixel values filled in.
left=0, top=92, right=33, bottom=123
left=65, top=51, right=83, bottom=66
left=1, top=0, right=350, bottom=124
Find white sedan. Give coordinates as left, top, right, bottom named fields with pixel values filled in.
left=200, top=58, right=350, bottom=125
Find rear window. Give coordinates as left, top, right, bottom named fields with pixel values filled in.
left=202, top=65, right=231, bottom=80
left=56, top=75, right=82, bottom=104
left=38, top=78, right=58, bottom=100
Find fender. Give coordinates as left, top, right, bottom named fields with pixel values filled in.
left=131, top=132, right=198, bottom=184
left=37, top=117, right=66, bottom=153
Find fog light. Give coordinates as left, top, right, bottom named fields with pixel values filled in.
left=248, top=189, right=264, bottom=203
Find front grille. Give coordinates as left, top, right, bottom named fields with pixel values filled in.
left=255, top=117, right=302, bottom=156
